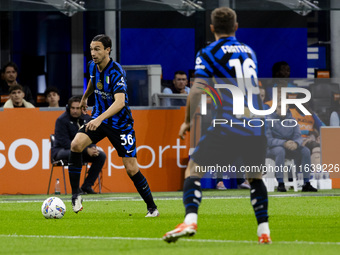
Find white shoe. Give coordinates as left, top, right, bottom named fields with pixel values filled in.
left=238, top=181, right=250, bottom=189
left=145, top=208, right=159, bottom=217
left=71, top=194, right=83, bottom=213
left=216, top=181, right=227, bottom=190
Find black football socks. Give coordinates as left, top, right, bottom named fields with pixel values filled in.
left=68, top=151, right=82, bottom=195
left=250, top=179, right=269, bottom=224
left=183, top=177, right=202, bottom=215
left=130, top=170, right=157, bottom=209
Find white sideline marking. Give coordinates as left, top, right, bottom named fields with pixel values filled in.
left=1, top=193, right=337, bottom=204
left=0, top=234, right=339, bottom=245
left=0, top=197, right=246, bottom=203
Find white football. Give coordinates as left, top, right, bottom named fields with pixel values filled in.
left=41, top=197, right=66, bottom=219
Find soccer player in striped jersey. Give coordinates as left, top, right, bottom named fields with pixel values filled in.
left=163, top=7, right=271, bottom=243
left=68, top=34, right=159, bottom=217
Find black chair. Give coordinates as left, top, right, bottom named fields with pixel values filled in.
left=47, top=134, right=68, bottom=195
left=47, top=134, right=101, bottom=194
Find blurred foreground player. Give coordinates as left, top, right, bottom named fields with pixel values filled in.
left=69, top=34, right=159, bottom=217
left=163, top=7, right=271, bottom=243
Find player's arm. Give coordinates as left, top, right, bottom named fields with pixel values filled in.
left=85, top=93, right=125, bottom=131
left=179, top=78, right=206, bottom=139
left=80, top=80, right=94, bottom=110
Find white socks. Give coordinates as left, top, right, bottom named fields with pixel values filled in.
left=184, top=213, right=198, bottom=225
left=257, top=222, right=270, bottom=237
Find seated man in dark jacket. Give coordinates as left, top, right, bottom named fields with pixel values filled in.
left=52, top=96, right=106, bottom=194
left=266, top=92, right=317, bottom=192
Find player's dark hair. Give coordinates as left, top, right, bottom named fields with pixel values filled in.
left=9, top=84, right=24, bottom=93
left=174, top=70, right=187, bottom=77
left=211, top=7, right=237, bottom=35
left=92, top=34, right=112, bottom=53
left=2, top=61, right=18, bottom=73
left=272, top=61, right=289, bottom=77
left=44, top=86, right=60, bottom=97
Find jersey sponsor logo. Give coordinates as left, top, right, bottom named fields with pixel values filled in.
left=94, top=90, right=113, bottom=100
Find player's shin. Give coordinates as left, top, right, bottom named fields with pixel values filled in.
left=250, top=178, right=271, bottom=243
left=130, top=170, right=157, bottom=209
left=250, top=179, right=268, bottom=224
left=183, top=176, right=202, bottom=224
left=68, top=151, right=83, bottom=194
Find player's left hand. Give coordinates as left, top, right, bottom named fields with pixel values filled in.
left=85, top=118, right=102, bottom=132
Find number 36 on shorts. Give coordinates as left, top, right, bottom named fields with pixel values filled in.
left=120, top=134, right=134, bottom=145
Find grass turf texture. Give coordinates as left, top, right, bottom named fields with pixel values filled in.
left=0, top=190, right=339, bottom=255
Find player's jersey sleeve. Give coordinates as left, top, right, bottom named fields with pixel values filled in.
left=194, top=49, right=214, bottom=78
left=110, top=67, right=127, bottom=95
left=88, top=60, right=96, bottom=86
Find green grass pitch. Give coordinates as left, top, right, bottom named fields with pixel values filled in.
left=0, top=190, right=339, bottom=255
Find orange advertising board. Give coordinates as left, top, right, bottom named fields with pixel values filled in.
left=0, top=108, right=189, bottom=194
left=321, top=127, right=340, bottom=188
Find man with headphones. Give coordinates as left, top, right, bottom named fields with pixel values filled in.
left=52, top=96, right=106, bottom=194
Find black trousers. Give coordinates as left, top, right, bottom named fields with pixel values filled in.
left=56, top=148, right=106, bottom=187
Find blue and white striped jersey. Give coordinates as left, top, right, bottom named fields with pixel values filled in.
left=195, top=36, right=264, bottom=136
left=88, top=59, right=134, bottom=129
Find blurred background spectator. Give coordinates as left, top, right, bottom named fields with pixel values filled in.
left=44, top=86, right=60, bottom=107
left=0, top=62, right=35, bottom=106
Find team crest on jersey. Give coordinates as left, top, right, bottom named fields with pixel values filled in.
left=97, top=81, right=103, bottom=90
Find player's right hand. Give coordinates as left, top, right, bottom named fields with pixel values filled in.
left=85, top=118, right=102, bottom=132
left=179, top=122, right=190, bottom=140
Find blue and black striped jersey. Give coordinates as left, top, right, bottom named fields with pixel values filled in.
left=195, top=36, right=264, bottom=136
left=88, top=59, right=134, bottom=129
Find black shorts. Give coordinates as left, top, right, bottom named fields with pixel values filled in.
left=191, top=128, right=267, bottom=174
left=78, top=122, right=136, bottom=157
